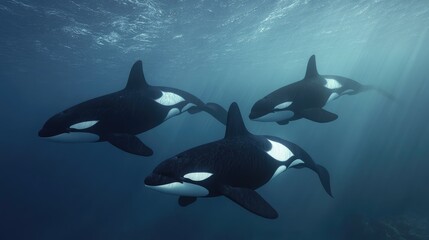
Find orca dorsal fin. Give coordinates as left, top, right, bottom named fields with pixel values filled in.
left=304, top=55, right=319, bottom=79
left=125, top=60, right=149, bottom=90
left=224, top=102, right=250, bottom=138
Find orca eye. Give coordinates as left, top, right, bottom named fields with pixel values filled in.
left=161, top=171, right=182, bottom=182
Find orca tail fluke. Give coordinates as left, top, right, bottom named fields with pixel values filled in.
left=362, top=85, right=396, bottom=101
left=314, top=164, right=333, bottom=198
left=374, top=87, right=396, bottom=102
left=188, top=102, right=228, bottom=125
left=204, top=102, right=228, bottom=125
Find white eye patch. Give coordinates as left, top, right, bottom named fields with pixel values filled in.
left=274, top=101, right=292, bottom=110
left=183, top=172, right=213, bottom=181
left=155, top=91, right=185, bottom=106
left=266, top=139, right=294, bottom=162
left=70, top=120, right=98, bottom=130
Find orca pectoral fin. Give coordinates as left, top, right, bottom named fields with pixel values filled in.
left=367, top=85, right=396, bottom=102
left=187, top=106, right=202, bottom=114
left=300, top=108, right=338, bottom=123
left=188, top=103, right=228, bottom=125
left=220, top=185, right=278, bottom=219
left=277, top=119, right=290, bottom=125
left=106, top=134, right=153, bottom=156
left=178, top=196, right=197, bottom=207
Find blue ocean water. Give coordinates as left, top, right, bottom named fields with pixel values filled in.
left=1, top=0, right=428, bottom=239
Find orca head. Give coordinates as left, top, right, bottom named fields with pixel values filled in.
left=144, top=155, right=212, bottom=197
left=249, top=97, right=294, bottom=122
left=38, top=108, right=100, bottom=142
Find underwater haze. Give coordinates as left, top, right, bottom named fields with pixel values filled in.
left=1, top=0, right=429, bottom=239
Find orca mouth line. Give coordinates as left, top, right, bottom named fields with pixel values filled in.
left=38, top=127, right=75, bottom=138
left=38, top=128, right=56, bottom=138
left=249, top=112, right=262, bottom=120
left=144, top=173, right=181, bottom=186
left=249, top=112, right=275, bottom=120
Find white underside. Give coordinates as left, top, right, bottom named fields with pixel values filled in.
left=268, top=159, right=305, bottom=183
left=145, top=182, right=209, bottom=197
left=342, top=89, right=354, bottom=95
left=163, top=102, right=197, bottom=121
left=289, top=159, right=304, bottom=168
left=270, top=166, right=287, bottom=180
left=165, top=108, right=181, bottom=120
left=327, top=92, right=339, bottom=103
left=44, top=132, right=99, bottom=142
left=182, top=103, right=196, bottom=112
left=254, top=110, right=294, bottom=122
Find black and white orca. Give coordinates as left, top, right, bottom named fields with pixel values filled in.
left=144, top=102, right=332, bottom=219
left=38, top=61, right=227, bottom=156
left=249, top=55, right=393, bottom=125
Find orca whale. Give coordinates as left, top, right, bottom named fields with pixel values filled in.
left=144, top=102, right=332, bottom=219
left=38, top=61, right=227, bottom=156
left=249, top=55, right=392, bottom=125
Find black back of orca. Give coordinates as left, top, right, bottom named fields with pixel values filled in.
left=145, top=102, right=332, bottom=219
left=39, top=61, right=228, bottom=156
left=249, top=55, right=391, bottom=125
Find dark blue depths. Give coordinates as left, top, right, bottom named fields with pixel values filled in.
left=1, top=1, right=428, bottom=239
